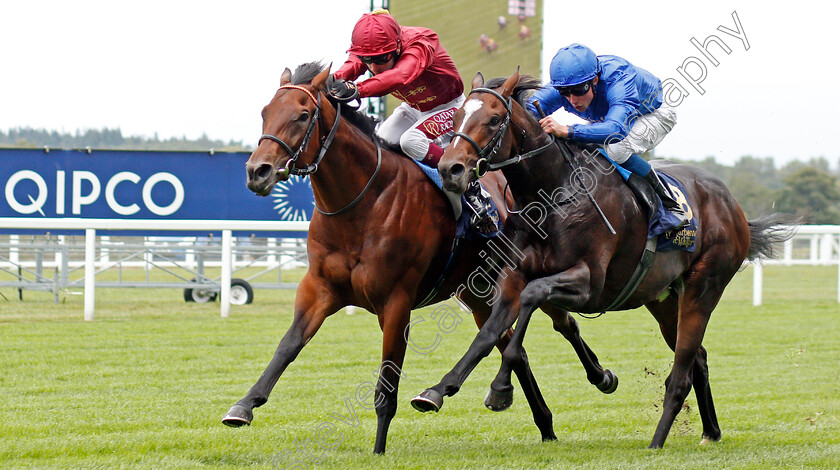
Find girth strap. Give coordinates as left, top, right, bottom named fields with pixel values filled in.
left=601, top=237, right=657, bottom=312
left=413, top=237, right=463, bottom=309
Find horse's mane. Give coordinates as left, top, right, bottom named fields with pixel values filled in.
left=484, top=75, right=544, bottom=109
left=484, top=75, right=601, bottom=155
left=290, top=61, right=390, bottom=148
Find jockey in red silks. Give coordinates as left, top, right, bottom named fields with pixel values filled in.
left=330, top=9, right=494, bottom=226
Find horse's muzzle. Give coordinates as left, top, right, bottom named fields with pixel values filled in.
left=246, top=162, right=277, bottom=196
left=439, top=160, right=472, bottom=194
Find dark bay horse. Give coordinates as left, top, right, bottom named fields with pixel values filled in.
left=411, top=69, right=795, bottom=448
left=224, top=62, right=617, bottom=453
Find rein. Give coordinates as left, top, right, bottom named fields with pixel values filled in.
left=454, top=87, right=554, bottom=179
left=259, top=84, right=379, bottom=216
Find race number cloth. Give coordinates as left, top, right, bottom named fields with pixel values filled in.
left=408, top=159, right=503, bottom=239
left=597, top=149, right=697, bottom=252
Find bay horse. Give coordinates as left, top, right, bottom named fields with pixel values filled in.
left=224, top=62, right=618, bottom=454
left=411, top=69, right=795, bottom=448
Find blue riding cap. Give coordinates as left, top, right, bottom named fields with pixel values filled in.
left=549, top=43, right=601, bottom=87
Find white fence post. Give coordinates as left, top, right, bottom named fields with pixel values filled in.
left=9, top=235, right=19, bottom=265
left=84, top=229, right=96, bottom=321
left=820, top=233, right=834, bottom=265
left=783, top=237, right=793, bottom=266
left=752, top=262, right=763, bottom=306
left=221, top=229, right=232, bottom=318
left=0, top=219, right=310, bottom=321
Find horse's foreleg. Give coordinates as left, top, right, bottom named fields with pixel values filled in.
left=476, top=309, right=556, bottom=440
left=545, top=306, right=618, bottom=393
left=223, top=276, right=338, bottom=427
left=487, top=265, right=592, bottom=412
left=372, top=294, right=412, bottom=454
left=411, top=274, right=526, bottom=413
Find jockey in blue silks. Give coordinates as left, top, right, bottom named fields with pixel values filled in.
left=527, top=43, right=688, bottom=227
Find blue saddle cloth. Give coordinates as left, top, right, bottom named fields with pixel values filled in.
left=598, top=149, right=697, bottom=252
left=409, top=159, right=503, bottom=239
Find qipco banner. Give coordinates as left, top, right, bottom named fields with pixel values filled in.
left=0, top=148, right=314, bottom=235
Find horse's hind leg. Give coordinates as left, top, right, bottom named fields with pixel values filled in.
left=543, top=305, right=618, bottom=393
left=223, top=274, right=339, bottom=427
left=693, top=345, right=721, bottom=443
left=646, top=275, right=726, bottom=448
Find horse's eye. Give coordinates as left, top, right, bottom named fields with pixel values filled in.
left=299, top=111, right=310, bottom=122
left=489, top=115, right=501, bottom=126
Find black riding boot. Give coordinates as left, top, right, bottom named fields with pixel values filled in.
left=644, top=170, right=689, bottom=230
left=464, top=181, right=497, bottom=233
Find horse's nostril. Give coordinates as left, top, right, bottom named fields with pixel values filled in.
left=255, top=163, right=273, bottom=181
left=450, top=163, right=465, bottom=178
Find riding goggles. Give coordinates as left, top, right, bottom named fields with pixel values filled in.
left=358, top=52, right=394, bottom=65
left=555, top=81, right=592, bottom=97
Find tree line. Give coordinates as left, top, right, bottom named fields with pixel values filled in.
left=0, top=127, right=248, bottom=152
left=669, top=154, right=840, bottom=224
left=3, top=127, right=838, bottom=224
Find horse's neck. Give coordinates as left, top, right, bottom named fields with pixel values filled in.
left=503, top=144, right=571, bottom=206
left=308, top=124, right=390, bottom=212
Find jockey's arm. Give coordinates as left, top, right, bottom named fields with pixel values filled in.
left=333, top=56, right=367, bottom=82
left=567, top=71, right=641, bottom=145
left=569, top=102, right=635, bottom=144
left=527, top=86, right=565, bottom=120
left=353, top=46, right=432, bottom=98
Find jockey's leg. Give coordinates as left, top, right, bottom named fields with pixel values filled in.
left=605, top=106, right=687, bottom=228
left=398, top=95, right=495, bottom=228
left=376, top=102, right=418, bottom=147
left=399, top=130, right=466, bottom=220
left=399, top=129, right=444, bottom=166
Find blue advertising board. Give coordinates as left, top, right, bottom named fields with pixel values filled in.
left=0, top=148, right=314, bottom=236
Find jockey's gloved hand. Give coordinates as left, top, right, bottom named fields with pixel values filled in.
left=327, top=78, right=359, bottom=102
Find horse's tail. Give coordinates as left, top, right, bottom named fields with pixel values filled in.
left=746, top=213, right=801, bottom=261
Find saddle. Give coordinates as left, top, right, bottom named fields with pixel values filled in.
left=602, top=167, right=698, bottom=312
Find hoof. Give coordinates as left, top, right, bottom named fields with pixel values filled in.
left=700, top=435, right=721, bottom=445
left=484, top=385, right=514, bottom=412
left=222, top=404, right=253, bottom=427
left=596, top=369, right=618, bottom=394
left=411, top=389, right=443, bottom=413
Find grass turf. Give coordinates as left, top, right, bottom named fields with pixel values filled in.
left=0, top=265, right=838, bottom=469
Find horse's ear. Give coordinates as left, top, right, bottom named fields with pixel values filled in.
left=310, top=63, right=332, bottom=91
left=281, top=68, right=292, bottom=86
left=500, top=66, right=520, bottom=97
left=471, top=72, right=485, bottom=90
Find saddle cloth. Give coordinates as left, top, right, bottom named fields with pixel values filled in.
left=408, top=159, right=503, bottom=240
left=598, top=149, right=697, bottom=252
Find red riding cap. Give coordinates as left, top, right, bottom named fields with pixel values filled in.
left=347, top=9, right=401, bottom=56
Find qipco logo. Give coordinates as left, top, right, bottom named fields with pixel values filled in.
left=4, top=170, right=185, bottom=217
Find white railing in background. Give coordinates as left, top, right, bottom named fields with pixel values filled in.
left=2, top=220, right=836, bottom=314
left=752, top=225, right=840, bottom=305
left=0, top=218, right=309, bottom=319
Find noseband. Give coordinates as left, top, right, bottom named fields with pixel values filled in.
left=453, top=87, right=553, bottom=178
left=259, top=84, right=341, bottom=178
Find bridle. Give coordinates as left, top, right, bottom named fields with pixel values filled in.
left=451, top=87, right=553, bottom=179
left=258, top=84, right=341, bottom=179
left=257, top=83, right=380, bottom=216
